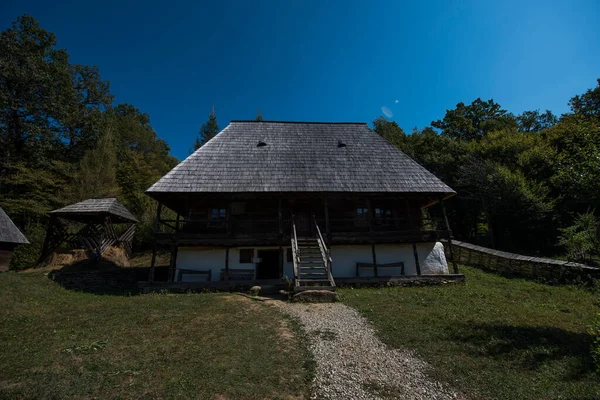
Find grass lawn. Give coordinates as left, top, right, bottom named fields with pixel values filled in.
left=341, top=265, right=600, bottom=400
left=0, top=271, right=313, bottom=399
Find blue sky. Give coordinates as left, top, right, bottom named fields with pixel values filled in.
left=2, top=0, right=599, bottom=159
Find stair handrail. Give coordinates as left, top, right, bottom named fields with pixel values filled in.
left=291, top=215, right=300, bottom=286
left=313, top=215, right=335, bottom=287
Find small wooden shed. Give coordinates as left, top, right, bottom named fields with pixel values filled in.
left=39, top=198, right=138, bottom=264
left=0, top=207, right=29, bottom=271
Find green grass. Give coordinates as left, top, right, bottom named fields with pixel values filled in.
left=341, top=265, right=600, bottom=400
left=0, top=272, right=313, bottom=399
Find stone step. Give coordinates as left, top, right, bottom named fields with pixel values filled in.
left=294, top=285, right=336, bottom=292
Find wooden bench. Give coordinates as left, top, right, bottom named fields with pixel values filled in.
left=177, top=268, right=212, bottom=282
left=356, top=262, right=405, bottom=277
left=220, top=268, right=255, bottom=281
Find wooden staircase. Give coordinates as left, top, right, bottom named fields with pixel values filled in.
left=291, top=217, right=336, bottom=292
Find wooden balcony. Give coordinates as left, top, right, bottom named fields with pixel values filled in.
left=154, top=216, right=449, bottom=246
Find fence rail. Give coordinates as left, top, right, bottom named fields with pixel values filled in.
left=444, top=240, right=600, bottom=283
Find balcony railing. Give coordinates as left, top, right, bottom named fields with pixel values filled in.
left=155, top=215, right=449, bottom=243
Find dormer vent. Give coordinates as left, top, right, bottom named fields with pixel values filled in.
left=337, top=140, right=347, bottom=148
left=257, top=140, right=267, bottom=147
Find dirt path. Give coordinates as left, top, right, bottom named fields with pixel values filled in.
left=272, top=301, right=464, bottom=400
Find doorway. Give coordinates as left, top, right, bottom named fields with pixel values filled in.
left=295, top=212, right=312, bottom=237
left=256, top=249, right=280, bottom=279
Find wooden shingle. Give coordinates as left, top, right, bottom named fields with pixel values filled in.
left=147, top=121, right=455, bottom=194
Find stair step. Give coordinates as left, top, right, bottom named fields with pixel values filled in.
left=299, top=266, right=327, bottom=270
left=298, top=262, right=324, bottom=266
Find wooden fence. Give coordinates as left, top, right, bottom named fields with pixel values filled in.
left=444, top=240, right=600, bottom=283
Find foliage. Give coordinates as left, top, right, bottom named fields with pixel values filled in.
left=558, top=212, right=600, bottom=265
left=341, top=265, right=600, bottom=399
left=193, top=107, right=220, bottom=150
left=255, top=108, right=264, bottom=121
left=431, top=98, right=517, bottom=140
left=0, top=15, right=177, bottom=269
left=569, top=78, right=600, bottom=121
left=372, top=78, right=600, bottom=256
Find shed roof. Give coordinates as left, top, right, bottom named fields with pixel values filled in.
left=146, top=121, right=455, bottom=195
left=0, top=207, right=29, bottom=245
left=49, top=198, right=138, bottom=223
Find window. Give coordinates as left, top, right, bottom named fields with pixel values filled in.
left=210, top=208, right=227, bottom=221
left=355, top=207, right=369, bottom=227
left=375, top=208, right=393, bottom=224
left=239, top=249, right=254, bottom=263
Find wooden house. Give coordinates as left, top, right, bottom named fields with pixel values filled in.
left=145, top=121, right=457, bottom=290
left=0, top=207, right=29, bottom=271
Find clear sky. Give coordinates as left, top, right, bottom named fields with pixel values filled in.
left=2, top=0, right=599, bottom=159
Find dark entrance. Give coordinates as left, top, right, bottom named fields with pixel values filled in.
left=295, top=212, right=312, bottom=237
left=256, top=249, right=280, bottom=279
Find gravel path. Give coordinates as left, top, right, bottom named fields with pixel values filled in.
left=272, top=301, right=464, bottom=400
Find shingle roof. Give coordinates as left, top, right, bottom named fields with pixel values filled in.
left=49, top=198, right=138, bottom=223
left=0, top=207, right=29, bottom=245
left=147, top=121, right=455, bottom=194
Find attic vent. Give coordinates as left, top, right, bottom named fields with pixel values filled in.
left=337, top=140, right=347, bottom=148
left=257, top=140, right=267, bottom=147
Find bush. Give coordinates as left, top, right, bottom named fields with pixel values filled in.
left=558, top=212, right=600, bottom=265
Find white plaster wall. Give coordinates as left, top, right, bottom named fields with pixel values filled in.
left=329, top=242, right=448, bottom=277
left=177, top=246, right=295, bottom=282
left=176, top=242, right=448, bottom=282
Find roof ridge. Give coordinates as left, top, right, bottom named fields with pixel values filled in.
left=230, top=120, right=368, bottom=125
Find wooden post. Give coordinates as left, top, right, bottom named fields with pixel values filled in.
left=439, top=196, right=459, bottom=274
left=371, top=243, right=378, bottom=278
left=154, top=202, right=162, bottom=233
left=324, top=198, right=330, bottom=240
left=413, top=243, right=421, bottom=275
left=279, top=246, right=284, bottom=278
left=366, top=198, right=374, bottom=232
left=278, top=198, right=283, bottom=235
left=175, top=213, right=181, bottom=232
left=148, top=242, right=157, bottom=283
left=169, top=243, right=178, bottom=282
left=224, top=247, right=230, bottom=281
left=228, top=197, right=233, bottom=236
left=148, top=202, right=162, bottom=283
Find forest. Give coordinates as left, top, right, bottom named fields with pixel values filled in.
left=1, top=15, right=599, bottom=269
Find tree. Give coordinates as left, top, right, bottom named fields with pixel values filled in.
left=431, top=98, right=516, bottom=140
left=517, top=110, right=557, bottom=133
left=72, top=123, right=119, bottom=201
left=372, top=116, right=406, bottom=148
left=194, top=107, right=220, bottom=150
left=569, top=78, right=600, bottom=121
left=255, top=108, right=264, bottom=121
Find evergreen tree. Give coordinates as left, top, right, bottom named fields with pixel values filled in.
left=194, top=107, right=220, bottom=150
left=255, top=108, right=264, bottom=121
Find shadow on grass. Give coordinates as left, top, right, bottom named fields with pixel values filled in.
left=451, top=322, right=595, bottom=379
left=47, top=260, right=170, bottom=296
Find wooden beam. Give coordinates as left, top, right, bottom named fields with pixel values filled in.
left=439, top=196, right=459, bottom=274
left=412, top=243, right=421, bottom=275
left=371, top=243, right=378, bottom=278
